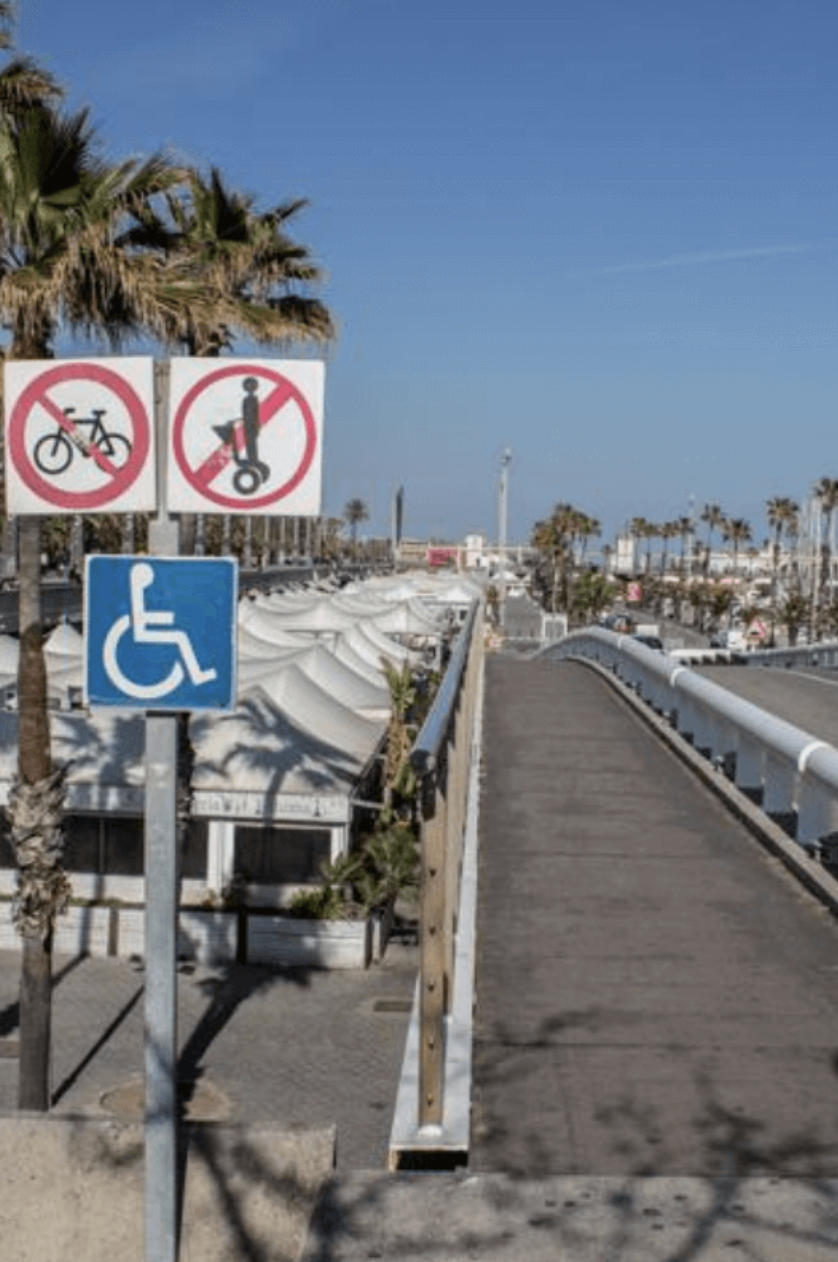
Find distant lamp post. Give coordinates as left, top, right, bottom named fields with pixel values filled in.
left=498, top=448, right=512, bottom=627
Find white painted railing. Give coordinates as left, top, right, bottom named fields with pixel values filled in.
left=540, top=629, right=838, bottom=854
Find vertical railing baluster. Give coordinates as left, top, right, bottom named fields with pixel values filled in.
left=419, top=761, right=447, bottom=1126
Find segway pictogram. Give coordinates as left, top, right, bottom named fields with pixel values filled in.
left=212, top=377, right=271, bottom=496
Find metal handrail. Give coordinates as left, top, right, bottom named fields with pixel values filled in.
left=411, top=601, right=479, bottom=775
left=544, top=627, right=838, bottom=850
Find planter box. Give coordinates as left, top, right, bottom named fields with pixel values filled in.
left=178, top=910, right=239, bottom=966
left=0, top=903, right=374, bottom=970
left=248, top=915, right=372, bottom=970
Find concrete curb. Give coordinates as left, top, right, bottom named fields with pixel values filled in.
left=572, top=656, right=838, bottom=920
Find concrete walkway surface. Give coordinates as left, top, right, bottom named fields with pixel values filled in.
left=8, top=651, right=838, bottom=1260
left=470, top=657, right=838, bottom=1179
left=300, top=1172, right=838, bottom=1261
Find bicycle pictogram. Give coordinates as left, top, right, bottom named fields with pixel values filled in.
left=102, top=562, right=218, bottom=702
left=33, top=406, right=133, bottom=477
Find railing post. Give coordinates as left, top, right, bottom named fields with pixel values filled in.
left=419, top=762, right=447, bottom=1127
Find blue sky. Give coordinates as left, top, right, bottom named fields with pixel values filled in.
left=16, top=0, right=838, bottom=546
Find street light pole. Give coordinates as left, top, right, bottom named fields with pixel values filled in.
left=498, top=449, right=511, bottom=627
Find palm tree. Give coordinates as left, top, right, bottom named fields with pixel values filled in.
left=676, top=516, right=693, bottom=578
left=0, top=97, right=209, bottom=1111
left=659, top=521, right=678, bottom=576
left=700, top=502, right=725, bottom=578
left=344, top=498, right=369, bottom=557
left=721, top=517, right=752, bottom=621
left=629, top=516, right=654, bottom=578
left=160, top=165, right=333, bottom=356
left=766, top=496, right=798, bottom=644
left=813, top=478, right=838, bottom=609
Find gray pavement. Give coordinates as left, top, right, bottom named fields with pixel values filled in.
left=698, top=662, right=838, bottom=746
left=0, top=939, right=417, bottom=1172
left=471, top=656, right=838, bottom=1179
left=299, top=655, right=838, bottom=1261
left=10, top=650, right=838, bottom=1259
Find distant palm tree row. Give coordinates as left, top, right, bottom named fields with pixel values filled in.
left=530, top=478, right=838, bottom=635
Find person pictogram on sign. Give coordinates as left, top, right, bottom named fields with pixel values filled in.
left=211, top=376, right=271, bottom=496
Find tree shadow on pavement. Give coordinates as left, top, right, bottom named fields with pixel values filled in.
left=176, top=961, right=313, bottom=1101
left=0, top=949, right=88, bottom=1039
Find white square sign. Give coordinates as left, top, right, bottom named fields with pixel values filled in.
left=3, top=358, right=156, bottom=515
left=166, top=359, right=324, bottom=516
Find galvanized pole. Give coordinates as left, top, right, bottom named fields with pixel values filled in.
left=497, top=449, right=511, bottom=628
left=145, top=361, right=180, bottom=1262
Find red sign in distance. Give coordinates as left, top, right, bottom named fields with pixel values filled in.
left=8, top=362, right=150, bottom=511
left=171, top=363, right=317, bottom=512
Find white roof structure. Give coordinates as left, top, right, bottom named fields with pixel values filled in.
left=0, top=710, right=145, bottom=814
left=366, top=600, right=441, bottom=636
left=237, top=644, right=390, bottom=716
left=191, top=665, right=386, bottom=823
left=44, top=621, right=84, bottom=660
left=0, top=571, right=477, bottom=829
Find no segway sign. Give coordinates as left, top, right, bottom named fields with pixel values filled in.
left=167, top=359, right=324, bottom=515
left=4, top=358, right=156, bottom=515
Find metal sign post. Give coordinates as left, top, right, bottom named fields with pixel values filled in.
left=83, top=365, right=235, bottom=1262
left=144, top=708, right=178, bottom=1262
left=145, top=362, right=179, bottom=1262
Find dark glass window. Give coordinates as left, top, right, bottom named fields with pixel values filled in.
left=234, top=826, right=331, bottom=884
left=181, top=819, right=208, bottom=880
left=0, top=814, right=13, bottom=867
left=103, top=817, right=144, bottom=876
left=64, top=816, right=102, bottom=873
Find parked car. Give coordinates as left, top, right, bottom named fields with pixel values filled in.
left=631, top=633, right=664, bottom=651
left=709, top=628, right=746, bottom=650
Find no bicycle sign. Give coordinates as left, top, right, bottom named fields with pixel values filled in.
left=167, top=359, right=324, bottom=516
left=4, top=358, right=156, bottom=515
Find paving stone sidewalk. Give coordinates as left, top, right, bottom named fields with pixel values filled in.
left=0, top=939, right=417, bottom=1171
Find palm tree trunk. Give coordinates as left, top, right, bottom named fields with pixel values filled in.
left=69, top=515, right=83, bottom=580
left=0, top=514, right=17, bottom=583
left=15, top=515, right=55, bottom=1111
left=179, top=513, right=197, bottom=557
left=121, top=513, right=134, bottom=555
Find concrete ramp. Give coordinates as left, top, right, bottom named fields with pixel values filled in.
left=0, top=1114, right=335, bottom=1262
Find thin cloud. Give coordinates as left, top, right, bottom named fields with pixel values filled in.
left=600, top=243, right=817, bottom=275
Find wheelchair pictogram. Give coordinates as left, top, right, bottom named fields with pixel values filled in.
left=102, top=562, right=218, bottom=702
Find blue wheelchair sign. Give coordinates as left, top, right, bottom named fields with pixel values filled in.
left=85, top=555, right=237, bottom=710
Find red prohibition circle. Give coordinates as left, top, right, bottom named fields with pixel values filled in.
left=172, top=363, right=317, bottom=511
left=8, top=362, right=150, bottom=511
